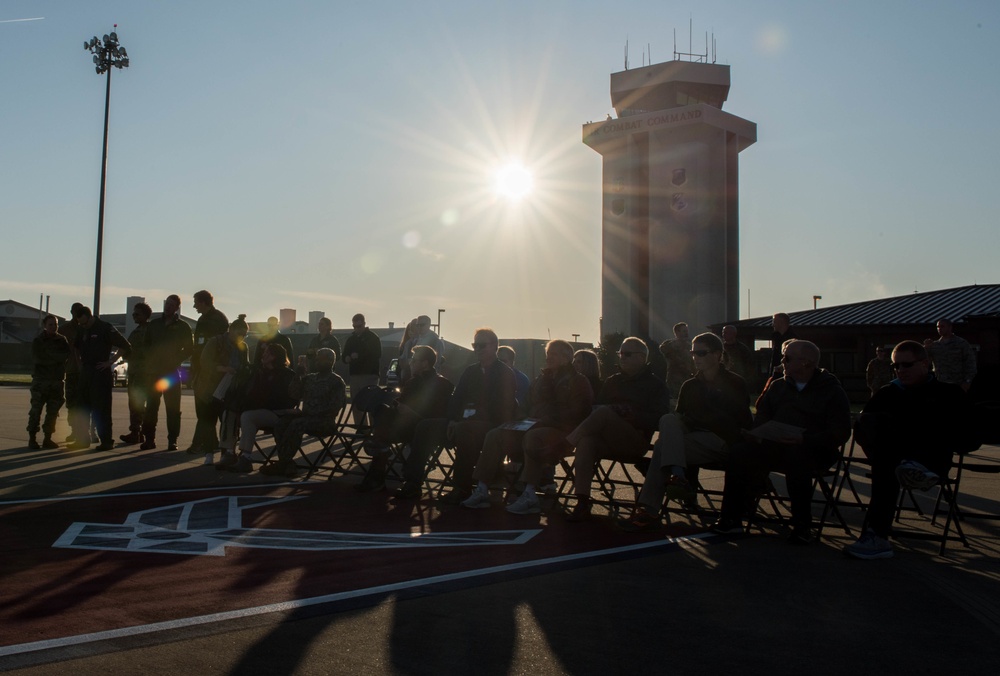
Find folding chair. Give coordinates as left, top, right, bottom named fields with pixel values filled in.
left=556, top=451, right=650, bottom=518
left=309, top=386, right=399, bottom=480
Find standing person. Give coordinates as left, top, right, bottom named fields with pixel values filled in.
left=660, top=322, right=694, bottom=401
left=193, top=315, right=250, bottom=463
left=927, top=318, right=977, bottom=391
left=342, top=313, right=382, bottom=422
left=188, top=290, right=229, bottom=453
left=26, top=315, right=71, bottom=449
left=70, top=306, right=131, bottom=451
left=120, top=302, right=152, bottom=445
left=395, top=319, right=418, bottom=383
left=768, top=312, right=797, bottom=375
left=721, top=325, right=756, bottom=388
left=306, top=316, right=342, bottom=374
left=401, top=315, right=445, bottom=375
left=865, top=346, right=893, bottom=398
left=141, top=294, right=193, bottom=450
left=253, top=316, right=294, bottom=368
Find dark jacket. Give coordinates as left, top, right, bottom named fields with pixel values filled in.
left=676, top=366, right=753, bottom=446
left=753, top=368, right=851, bottom=454
left=527, top=364, right=594, bottom=433
left=598, top=365, right=671, bottom=440
left=448, top=359, right=517, bottom=425
left=343, top=329, right=382, bottom=376
left=856, top=375, right=977, bottom=470
left=399, top=368, right=454, bottom=419
left=75, top=318, right=131, bottom=368
left=145, top=315, right=193, bottom=375
left=307, top=334, right=343, bottom=371
left=32, top=331, right=71, bottom=381
left=126, top=322, right=151, bottom=378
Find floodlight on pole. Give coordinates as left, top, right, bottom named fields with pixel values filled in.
left=437, top=309, right=446, bottom=339
left=83, top=25, right=129, bottom=316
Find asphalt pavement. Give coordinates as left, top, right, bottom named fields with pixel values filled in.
left=2, top=384, right=1000, bottom=675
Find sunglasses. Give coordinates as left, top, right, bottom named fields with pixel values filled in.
left=892, top=360, right=921, bottom=370
left=690, top=349, right=715, bottom=357
left=472, top=342, right=493, bottom=349
left=618, top=350, right=640, bottom=358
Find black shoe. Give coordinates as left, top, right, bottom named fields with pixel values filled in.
left=42, top=437, right=58, bottom=450
left=439, top=489, right=472, bottom=505
left=788, top=528, right=814, bottom=546
left=710, top=518, right=745, bottom=535
left=214, top=452, right=238, bottom=470
left=565, top=498, right=592, bottom=522
left=119, top=432, right=141, bottom=444
left=355, top=471, right=386, bottom=493
left=95, top=442, right=115, bottom=452
left=617, top=507, right=661, bottom=533
left=260, top=461, right=296, bottom=477
left=185, top=444, right=203, bottom=455
left=28, top=436, right=40, bottom=450
left=140, top=439, right=157, bottom=450
left=394, top=482, right=422, bottom=500
left=167, top=442, right=178, bottom=451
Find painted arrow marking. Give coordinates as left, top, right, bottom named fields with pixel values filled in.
left=52, top=495, right=541, bottom=557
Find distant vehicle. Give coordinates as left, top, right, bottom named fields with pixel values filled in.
left=385, top=358, right=400, bottom=388
left=112, top=360, right=128, bottom=387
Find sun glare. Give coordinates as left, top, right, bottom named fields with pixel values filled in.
left=494, top=162, right=534, bottom=201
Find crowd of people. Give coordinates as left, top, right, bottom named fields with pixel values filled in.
left=24, top=295, right=984, bottom=560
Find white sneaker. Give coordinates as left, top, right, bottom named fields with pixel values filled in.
left=506, top=492, right=541, bottom=515
left=461, top=490, right=492, bottom=509
left=895, top=460, right=939, bottom=491
left=843, top=529, right=894, bottom=560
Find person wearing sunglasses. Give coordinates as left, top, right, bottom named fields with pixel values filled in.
left=845, top=340, right=976, bottom=559
left=562, top=336, right=671, bottom=522
left=711, top=339, right=851, bottom=544
left=394, top=327, right=517, bottom=502
left=619, top=332, right=752, bottom=532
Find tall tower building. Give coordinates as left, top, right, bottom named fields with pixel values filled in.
left=583, top=59, right=756, bottom=339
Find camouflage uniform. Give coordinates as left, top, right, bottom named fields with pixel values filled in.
left=27, top=330, right=71, bottom=438
left=142, top=315, right=193, bottom=446
left=272, top=369, right=346, bottom=464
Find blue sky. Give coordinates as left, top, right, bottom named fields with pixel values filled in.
left=2, top=1, right=998, bottom=344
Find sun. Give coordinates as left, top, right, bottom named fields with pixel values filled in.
left=494, top=162, right=534, bottom=201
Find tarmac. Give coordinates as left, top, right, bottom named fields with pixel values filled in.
left=2, top=384, right=1000, bottom=675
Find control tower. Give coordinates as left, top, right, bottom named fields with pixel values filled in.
left=583, top=58, right=756, bottom=339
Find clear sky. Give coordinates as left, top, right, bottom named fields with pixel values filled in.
left=3, top=1, right=998, bottom=344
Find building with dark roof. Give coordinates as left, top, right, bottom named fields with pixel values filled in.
left=714, top=284, right=1000, bottom=400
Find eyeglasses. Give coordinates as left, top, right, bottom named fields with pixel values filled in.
left=892, top=360, right=920, bottom=370
left=690, top=349, right=715, bottom=357
left=472, top=342, right=493, bottom=349
left=618, top=350, right=640, bottom=358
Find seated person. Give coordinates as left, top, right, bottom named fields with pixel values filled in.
left=619, top=332, right=752, bottom=532
left=354, top=345, right=454, bottom=492
left=216, top=343, right=300, bottom=473
left=572, top=348, right=603, bottom=397
left=711, top=339, right=851, bottom=544
left=563, top=336, right=672, bottom=522
left=394, top=327, right=516, bottom=502
left=461, top=339, right=594, bottom=514
left=844, top=340, right=976, bottom=559
left=260, top=348, right=346, bottom=477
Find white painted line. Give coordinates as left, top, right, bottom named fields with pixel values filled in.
left=0, top=482, right=323, bottom=507
left=0, top=532, right=716, bottom=657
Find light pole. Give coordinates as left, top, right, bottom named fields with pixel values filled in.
left=436, top=309, right=446, bottom=339
left=813, top=295, right=822, bottom=310
left=572, top=333, right=580, bottom=343
left=84, top=26, right=129, bottom=316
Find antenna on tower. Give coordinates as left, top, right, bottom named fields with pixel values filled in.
left=624, top=38, right=629, bottom=70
